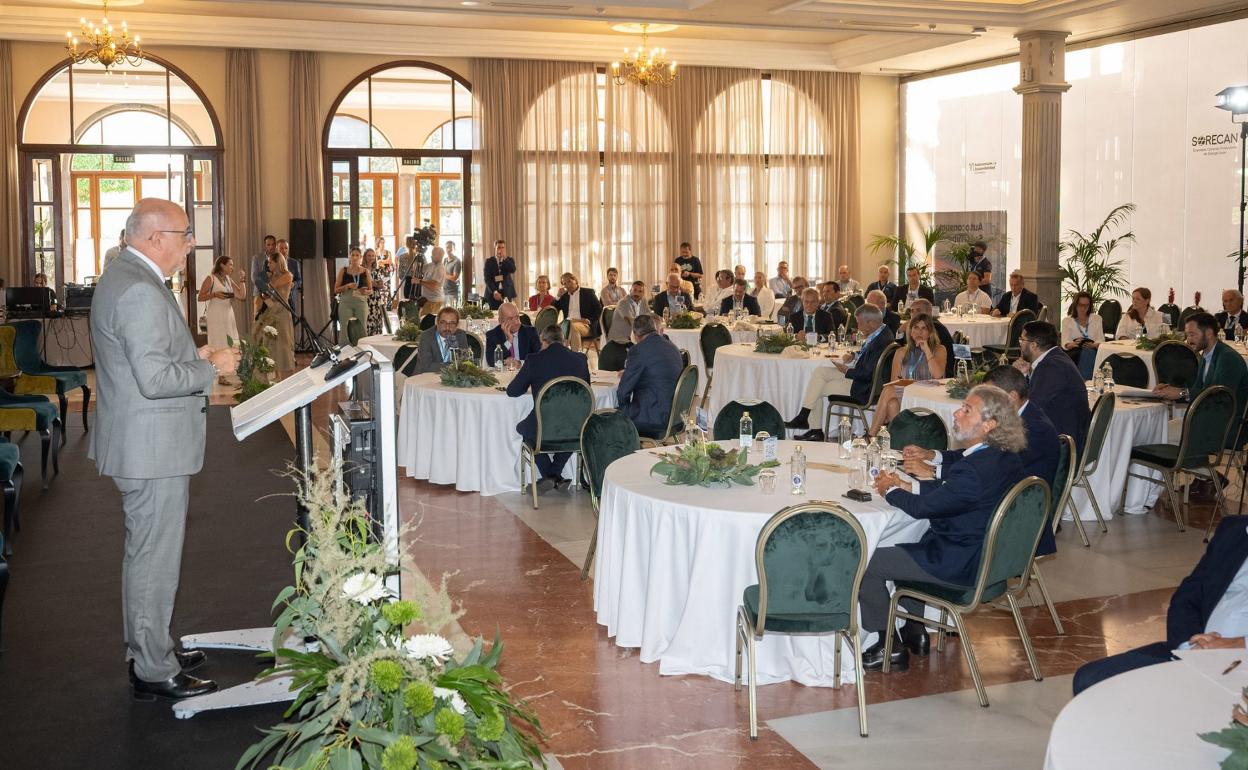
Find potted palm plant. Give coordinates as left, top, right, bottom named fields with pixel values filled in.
left=1058, top=204, right=1134, bottom=307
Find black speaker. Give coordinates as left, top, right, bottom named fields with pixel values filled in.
left=323, top=219, right=349, bottom=259
left=288, top=218, right=316, bottom=260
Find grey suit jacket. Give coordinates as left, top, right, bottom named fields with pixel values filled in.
left=608, top=298, right=649, bottom=345
left=414, top=327, right=470, bottom=374
left=89, top=248, right=216, bottom=479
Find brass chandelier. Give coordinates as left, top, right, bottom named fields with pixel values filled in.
left=610, top=24, right=677, bottom=88
left=65, top=0, right=144, bottom=70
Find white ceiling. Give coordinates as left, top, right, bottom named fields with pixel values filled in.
left=4, top=0, right=1248, bottom=74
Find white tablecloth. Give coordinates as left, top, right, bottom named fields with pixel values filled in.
left=665, top=325, right=760, bottom=375
left=899, top=382, right=1167, bottom=520
left=593, top=439, right=929, bottom=686
left=941, top=315, right=1010, bottom=348
left=706, top=343, right=848, bottom=427
left=396, top=371, right=618, bottom=496
left=1045, top=659, right=1232, bottom=769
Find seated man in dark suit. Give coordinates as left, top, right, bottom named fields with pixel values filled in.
left=652, top=273, right=693, bottom=318
left=775, top=276, right=809, bottom=327
left=553, top=272, right=603, bottom=353
left=1155, top=311, right=1248, bottom=448
left=866, top=264, right=898, bottom=305
left=617, top=314, right=685, bottom=437
left=413, top=306, right=470, bottom=374
left=904, top=298, right=956, bottom=376
left=719, top=278, right=762, bottom=317
left=866, top=289, right=902, bottom=334
left=787, top=303, right=893, bottom=440
left=788, top=287, right=835, bottom=338
left=485, top=301, right=540, bottom=367
left=506, top=324, right=591, bottom=492
left=818, top=281, right=848, bottom=331
left=1216, top=290, right=1248, bottom=341
left=890, top=266, right=935, bottom=312
left=863, top=384, right=1028, bottom=670
left=1073, top=516, right=1248, bottom=695
left=1014, top=320, right=1091, bottom=451
left=992, top=270, right=1042, bottom=317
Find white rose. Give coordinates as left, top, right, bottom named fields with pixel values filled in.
left=401, top=634, right=454, bottom=664
left=433, top=686, right=468, bottom=715
left=340, top=571, right=388, bottom=604
left=264, top=357, right=276, bottom=368
left=263, top=325, right=278, bottom=337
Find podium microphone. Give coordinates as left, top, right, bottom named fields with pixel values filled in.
left=326, top=349, right=370, bottom=382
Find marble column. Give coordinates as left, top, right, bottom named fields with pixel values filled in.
left=1014, top=31, right=1070, bottom=318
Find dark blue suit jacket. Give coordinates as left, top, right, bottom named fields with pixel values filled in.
left=720, top=294, right=761, bottom=316
left=506, top=343, right=590, bottom=445
left=886, top=446, right=1025, bottom=585
left=1167, top=517, right=1248, bottom=648
left=485, top=324, right=540, bottom=367
left=867, top=280, right=898, bottom=303
left=993, top=288, right=1041, bottom=317
left=1029, top=348, right=1091, bottom=451
left=789, top=308, right=835, bottom=336
left=844, top=327, right=893, bottom=405
left=483, top=256, right=517, bottom=309
left=618, top=333, right=685, bottom=433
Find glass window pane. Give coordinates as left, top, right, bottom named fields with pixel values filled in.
left=439, top=207, right=461, bottom=237
left=193, top=204, right=214, bottom=247
left=358, top=180, right=374, bottom=207
left=76, top=177, right=91, bottom=206
left=442, top=157, right=462, bottom=173
left=34, top=206, right=54, bottom=249
left=142, top=176, right=171, bottom=199
left=439, top=179, right=462, bottom=206
left=419, top=179, right=431, bottom=206
left=76, top=208, right=92, bottom=237
left=99, top=177, right=135, bottom=207
left=36, top=160, right=55, bottom=201
left=23, top=68, right=72, bottom=144
left=419, top=208, right=433, bottom=229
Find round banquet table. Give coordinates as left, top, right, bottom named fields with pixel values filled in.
left=898, top=381, right=1167, bottom=520
left=396, top=371, right=619, bottom=496
left=665, top=323, right=762, bottom=375
left=1044, top=660, right=1232, bottom=769
left=941, top=314, right=1010, bottom=348
left=1094, top=339, right=1248, bottom=389
left=706, top=343, right=850, bottom=428
left=592, top=439, right=930, bottom=686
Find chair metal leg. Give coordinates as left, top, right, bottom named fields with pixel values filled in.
left=57, top=392, right=68, bottom=446
left=1080, top=478, right=1109, bottom=533
left=1162, top=470, right=1186, bottom=531
left=747, top=631, right=759, bottom=740
left=949, top=610, right=988, bottom=707
left=936, top=609, right=948, bottom=653
left=1062, top=495, right=1091, bottom=547
left=1031, top=564, right=1065, bottom=635
left=882, top=597, right=899, bottom=673
left=39, top=428, right=52, bottom=490
left=579, top=522, right=598, bottom=581
left=1, top=481, right=13, bottom=557
left=1206, top=466, right=1231, bottom=542
left=734, top=610, right=745, bottom=691
left=529, top=453, right=539, bottom=510
left=851, top=633, right=868, bottom=737
left=1007, top=593, right=1043, bottom=681
left=833, top=632, right=842, bottom=690
left=81, top=385, right=91, bottom=434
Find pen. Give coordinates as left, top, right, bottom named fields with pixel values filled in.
left=1223, top=659, right=1242, bottom=676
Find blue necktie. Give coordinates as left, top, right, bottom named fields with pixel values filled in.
left=806, top=316, right=814, bottom=332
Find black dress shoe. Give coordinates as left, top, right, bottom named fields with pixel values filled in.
left=861, top=635, right=909, bottom=672
left=784, top=417, right=809, bottom=430
left=132, top=671, right=218, bottom=701
left=900, top=622, right=930, bottom=657
left=176, top=649, right=207, bottom=672
left=794, top=429, right=825, bottom=442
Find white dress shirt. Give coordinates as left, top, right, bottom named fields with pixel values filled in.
left=753, top=286, right=776, bottom=319
left=126, top=246, right=166, bottom=281
left=840, top=278, right=861, bottom=295
left=1203, top=530, right=1248, bottom=641
left=1117, top=308, right=1166, bottom=339
left=1062, top=315, right=1105, bottom=346
left=569, top=289, right=582, bottom=320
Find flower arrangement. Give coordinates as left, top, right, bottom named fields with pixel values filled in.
left=439, top=360, right=498, bottom=389
left=651, top=441, right=778, bottom=488
left=238, top=463, right=545, bottom=770
left=229, top=332, right=276, bottom=403
left=754, top=332, right=806, bottom=354
left=945, top=365, right=989, bottom=399
left=1135, top=332, right=1183, bottom=351
left=459, top=304, right=495, bottom=321
left=394, top=322, right=421, bottom=343
left=1199, top=686, right=1248, bottom=766
left=667, top=312, right=701, bottom=330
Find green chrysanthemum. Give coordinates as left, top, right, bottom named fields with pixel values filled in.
left=475, top=708, right=506, bottom=742
left=404, top=681, right=435, bottom=716
left=424, top=761, right=443, bottom=770
left=380, top=736, right=418, bottom=770
left=434, top=707, right=466, bottom=743
left=370, top=659, right=405, bottom=694
left=382, top=600, right=421, bottom=627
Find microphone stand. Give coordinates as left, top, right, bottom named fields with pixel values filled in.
left=260, top=288, right=338, bottom=368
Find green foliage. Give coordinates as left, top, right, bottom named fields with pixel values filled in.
left=1058, top=204, right=1134, bottom=306
left=394, top=322, right=421, bottom=342
left=439, top=360, right=498, bottom=388
left=1199, top=724, right=1248, bottom=769
left=667, top=312, right=701, bottom=330
left=754, top=332, right=806, bottom=354
left=945, top=365, right=990, bottom=400
left=228, top=333, right=275, bottom=403
left=650, top=441, right=779, bottom=488
left=1135, top=332, right=1183, bottom=350
left=459, top=304, right=495, bottom=320
left=867, top=226, right=951, bottom=284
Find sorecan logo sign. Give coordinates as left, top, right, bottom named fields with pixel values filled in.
left=1191, top=131, right=1239, bottom=156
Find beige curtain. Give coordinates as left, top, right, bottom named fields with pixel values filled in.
left=770, top=70, right=860, bottom=282
left=288, top=51, right=331, bottom=334
left=0, top=42, right=20, bottom=282
left=224, top=49, right=264, bottom=334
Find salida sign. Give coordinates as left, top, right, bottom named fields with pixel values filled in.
left=1192, top=131, right=1240, bottom=156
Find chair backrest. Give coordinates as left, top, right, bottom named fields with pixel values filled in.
left=519, top=313, right=533, bottom=327
left=1176, top=385, right=1236, bottom=468
left=1049, top=435, right=1077, bottom=534
left=952, top=330, right=969, bottom=345
left=418, top=313, right=436, bottom=331
left=1079, top=392, right=1116, bottom=476
left=837, top=301, right=857, bottom=332
left=699, top=322, right=734, bottom=370
left=0, top=326, right=20, bottom=378
left=597, top=340, right=629, bottom=371
left=969, top=476, right=1051, bottom=605
left=580, top=408, right=640, bottom=508
left=8, top=320, right=43, bottom=372
left=534, top=376, right=595, bottom=450
left=1005, top=309, right=1035, bottom=348
left=464, top=333, right=484, bottom=366
left=679, top=348, right=691, bottom=368
left=1037, top=304, right=1050, bottom=322
left=753, top=503, right=869, bottom=634
left=1098, top=299, right=1122, bottom=336
left=1158, top=302, right=1181, bottom=327
left=1104, top=353, right=1149, bottom=388
left=1178, top=305, right=1203, bottom=329
left=534, top=306, right=560, bottom=335
left=712, top=400, right=785, bottom=442
left=395, top=343, right=421, bottom=377
left=398, top=300, right=421, bottom=324
left=1153, top=340, right=1199, bottom=389
left=847, top=294, right=866, bottom=310
left=601, top=305, right=615, bottom=339
left=866, top=343, right=901, bottom=406
left=663, top=365, right=700, bottom=438
left=887, top=408, right=948, bottom=451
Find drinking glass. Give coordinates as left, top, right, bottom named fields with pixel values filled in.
left=759, top=469, right=777, bottom=494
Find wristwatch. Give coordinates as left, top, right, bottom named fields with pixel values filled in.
left=1180, top=388, right=1190, bottom=400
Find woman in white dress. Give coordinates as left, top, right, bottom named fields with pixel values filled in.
left=198, top=254, right=246, bottom=350
left=1116, top=287, right=1166, bottom=339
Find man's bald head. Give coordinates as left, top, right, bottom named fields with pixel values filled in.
left=125, top=198, right=193, bottom=276
left=125, top=198, right=185, bottom=243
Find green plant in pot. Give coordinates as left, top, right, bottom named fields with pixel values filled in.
left=1059, top=203, right=1134, bottom=307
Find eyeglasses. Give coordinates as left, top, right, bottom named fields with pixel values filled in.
left=154, top=228, right=194, bottom=239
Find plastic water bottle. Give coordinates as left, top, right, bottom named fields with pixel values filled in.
left=739, top=411, right=754, bottom=452
left=850, top=436, right=868, bottom=489
left=878, top=425, right=892, bottom=453
left=957, top=358, right=970, bottom=382
left=867, top=436, right=882, bottom=480
left=790, top=444, right=807, bottom=496
left=663, top=306, right=671, bottom=323
left=492, top=344, right=505, bottom=370
left=942, top=298, right=951, bottom=314
left=785, top=322, right=795, bottom=336
left=837, top=416, right=852, bottom=458
left=898, top=299, right=906, bottom=315
left=1101, top=361, right=1115, bottom=393
left=1093, top=366, right=1104, bottom=394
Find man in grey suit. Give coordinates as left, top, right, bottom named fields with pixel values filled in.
left=91, top=199, right=239, bottom=700
left=608, top=281, right=650, bottom=345
left=414, top=306, right=471, bottom=374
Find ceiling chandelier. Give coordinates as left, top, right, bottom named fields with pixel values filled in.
left=610, top=24, right=677, bottom=88
left=65, top=0, right=144, bottom=71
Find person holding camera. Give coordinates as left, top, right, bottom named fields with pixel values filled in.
left=1062, top=291, right=1103, bottom=379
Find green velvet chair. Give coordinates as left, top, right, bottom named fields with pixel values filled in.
left=735, top=503, right=870, bottom=738
left=1098, top=299, right=1122, bottom=339
left=1064, top=392, right=1116, bottom=546
left=519, top=313, right=532, bottom=327
left=846, top=294, right=866, bottom=310
left=983, top=308, right=1035, bottom=362
left=1178, top=305, right=1203, bottom=329
left=1103, top=353, right=1149, bottom=388
left=699, top=322, right=734, bottom=404
left=8, top=320, right=90, bottom=441
left=0, top=530, right=7, bottom=648
left=1153, top=340, right=1198, bottom=389
left=394, top=344, right=421, bottom=377
left=1158, top=302, right=1181, bottom=328
left=1031, top=434, right=1077, bottom=636
left=679, top=349, right=691, bottom=368
left=884, top=476, right=1052, bottom=707
left=1123, top=385, right=1235, bottom=535
left=838, top=301, right=857, bottom=333
left=825, top=343, right=900, bottom=436
left=0, top=441, right=21, bottom=557
left=464, top=333, right=484, bottom=366
left=597, top=341, right=629, bottom=372
left=578, top=409, right=640, bottom=580
left=533, top=307, right=560, bottom=337
left=418, top=313, right=436, bottom=331
left=887, top=408, right=947, bottom=451
left=519, top=376, right=595, bottom=510
left=0, top=391, right=58, bottom=490
left=712, top=400, right=785, bottom=442
left=600, top=305, right=615, bottom=342
left=638, top=365, right=699, bottom=448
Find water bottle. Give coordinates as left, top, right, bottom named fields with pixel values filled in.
left=898, top=299, right=906, bottom=315
left=837, top=324, right=846, bottom=345
left=1101, top=361, right=1115, bottom=393
left=867, top=436, right=882, bottom=479
left=838, top=416, right=852, bottom=458
left=942, top=298, right=951, bottom=314
left=849, top=436, right=869, bottom=489
left=663, top=306, right=671, bottom=323
left=1093, top=366, right=1104, bottom=394
left=492, top=344, right=505, bottom=370
left=790, top=444, right=807, bottom=496
left=878, top=425, right=892, bottom=452
left=956, top=358, right=970, bottom=382
left=739, top=411, right=754, bottom=452
left=785, top=322, right=795, bottom=336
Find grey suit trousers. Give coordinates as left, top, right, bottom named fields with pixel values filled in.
left=115, top=475, right=190, bottom=681
left=859, top=546, right=966, bottom=633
